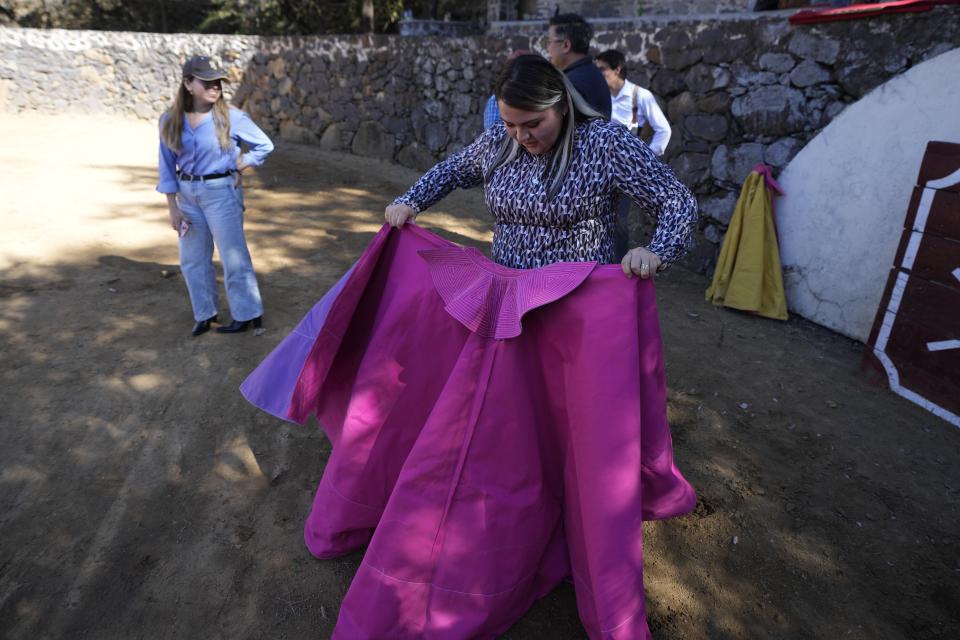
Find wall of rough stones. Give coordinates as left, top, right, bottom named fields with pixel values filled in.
left=2, top=9, right=958, bottom=271
left=0, top=29, right=260, bottom=119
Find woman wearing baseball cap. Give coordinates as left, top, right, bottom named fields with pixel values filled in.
left=157, top=55, right=274, bottom=336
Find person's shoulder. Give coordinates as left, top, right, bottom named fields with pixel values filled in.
left=634, top=85, right=656, bottom=101
left=583, top=58, right=607, bottom=83
left=566, top=56, right=598, bottom=77
left=483, top=120, right=507, bottom=143
left=585, top=118, right=626, bottom=137
left=228, top=106, right=250, bottom=121
left=578, top=118, right=623, bottom=145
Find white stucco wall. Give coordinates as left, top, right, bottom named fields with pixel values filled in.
left=776, top=47, right=960, bottom=342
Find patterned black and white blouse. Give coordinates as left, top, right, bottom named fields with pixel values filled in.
left=393, top=119, right=699, bottom=270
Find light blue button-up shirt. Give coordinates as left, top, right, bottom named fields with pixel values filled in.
left=157, top=108, right=274, bottom=193
left=482, top=95, right=500, bottom=130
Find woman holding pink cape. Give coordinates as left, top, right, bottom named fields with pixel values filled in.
left=242, top=55, right=699, bottom=639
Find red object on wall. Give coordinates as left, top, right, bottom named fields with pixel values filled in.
left=789, top=0, right=960, bottom=25
left=864, top=141, right=960, bottom=428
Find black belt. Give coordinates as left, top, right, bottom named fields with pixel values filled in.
left=178, top=171, right=233, bottom=182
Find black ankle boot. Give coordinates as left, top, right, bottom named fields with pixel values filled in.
left=191, top=314, right=218, bottom=337
left=216, top=316, right=262, bottom=333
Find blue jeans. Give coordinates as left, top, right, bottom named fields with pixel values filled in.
left=176, top=176, right=263, bottom=322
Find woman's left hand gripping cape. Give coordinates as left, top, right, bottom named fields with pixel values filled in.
left=240, top=223, right=696, bottom=640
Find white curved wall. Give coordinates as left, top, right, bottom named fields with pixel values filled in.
left=776, top=47, right=960, bottom=342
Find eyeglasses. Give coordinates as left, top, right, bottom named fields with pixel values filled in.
left=541, top=36, right=567, bottom=47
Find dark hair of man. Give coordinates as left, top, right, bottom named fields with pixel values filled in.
left=548, top=13, right=592, bottom=56
left=487, top=55, right=602, bottom=200
left=596, top=50, right=628, bottom=80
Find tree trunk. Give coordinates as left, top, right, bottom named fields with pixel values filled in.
left=158, top=0, right=168, bottom=33
left=362, top=0, right=374, bottom=32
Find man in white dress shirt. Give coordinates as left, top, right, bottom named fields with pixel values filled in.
left=595, top=50, right=671, bottom=156
left=595, top=49, right=673, bottom=255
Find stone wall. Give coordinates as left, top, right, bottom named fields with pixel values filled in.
left=2, top=9, right=958, bottom=271
left=0, top=29, right=261, bottom=119
left=228, top=34, right=506, bottom=173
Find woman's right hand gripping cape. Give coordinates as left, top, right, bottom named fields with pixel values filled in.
left=240, top=223, right=696, bottom=640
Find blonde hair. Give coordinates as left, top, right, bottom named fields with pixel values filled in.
left=485, top=55, right=602, bottom=201
left=160, top=78, right=232, bottom=153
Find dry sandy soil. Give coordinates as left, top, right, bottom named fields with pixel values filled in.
left=1, top=113, right=958, bottom=640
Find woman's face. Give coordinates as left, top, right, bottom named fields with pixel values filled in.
left=184, top=77, right=222, bottom=108
left=594, top=61, right=622, bottom=92
left=498, top=101, right=565, bottom=155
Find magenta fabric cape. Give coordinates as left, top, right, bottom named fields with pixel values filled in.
left=240, top=224, right=696, bottom=639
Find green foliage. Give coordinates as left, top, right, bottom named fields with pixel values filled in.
left=7, top=0, right=216, bottom=32
left=198, top=0, right=287, bottom=34
left=3, top=0, right=484, bottom=33
left=198, top=0, right=482, bottom=35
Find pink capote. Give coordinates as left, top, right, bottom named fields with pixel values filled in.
left=240, top=224, right=696, bottom=639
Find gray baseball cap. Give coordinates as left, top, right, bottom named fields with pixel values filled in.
left=182, top=56, right=229, bottom=81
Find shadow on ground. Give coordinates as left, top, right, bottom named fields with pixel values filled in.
left=0, top=139, right=958, bottom=640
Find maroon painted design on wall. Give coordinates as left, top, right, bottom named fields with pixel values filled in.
left=864, top=141, right=960, bottom=427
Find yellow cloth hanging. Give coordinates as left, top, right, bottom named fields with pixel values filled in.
left=706, top=168, right=788, bottom=320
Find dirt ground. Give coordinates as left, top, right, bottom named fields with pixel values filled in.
left=1, top=113, right=958, bottom=640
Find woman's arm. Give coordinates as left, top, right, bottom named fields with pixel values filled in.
left=157, top=122, right=183, bottom=231
left=388, top=125, right=502, bottom=224
left=606, top=123, right=698, bottom=270
left=157, top=139, right=179, bottom=194
left=231, top=110, right=274, bottom=171
left=165, top=193, right=184, bottom=231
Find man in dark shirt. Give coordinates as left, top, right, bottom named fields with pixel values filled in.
left=543, top=14, right=612, bottom=119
